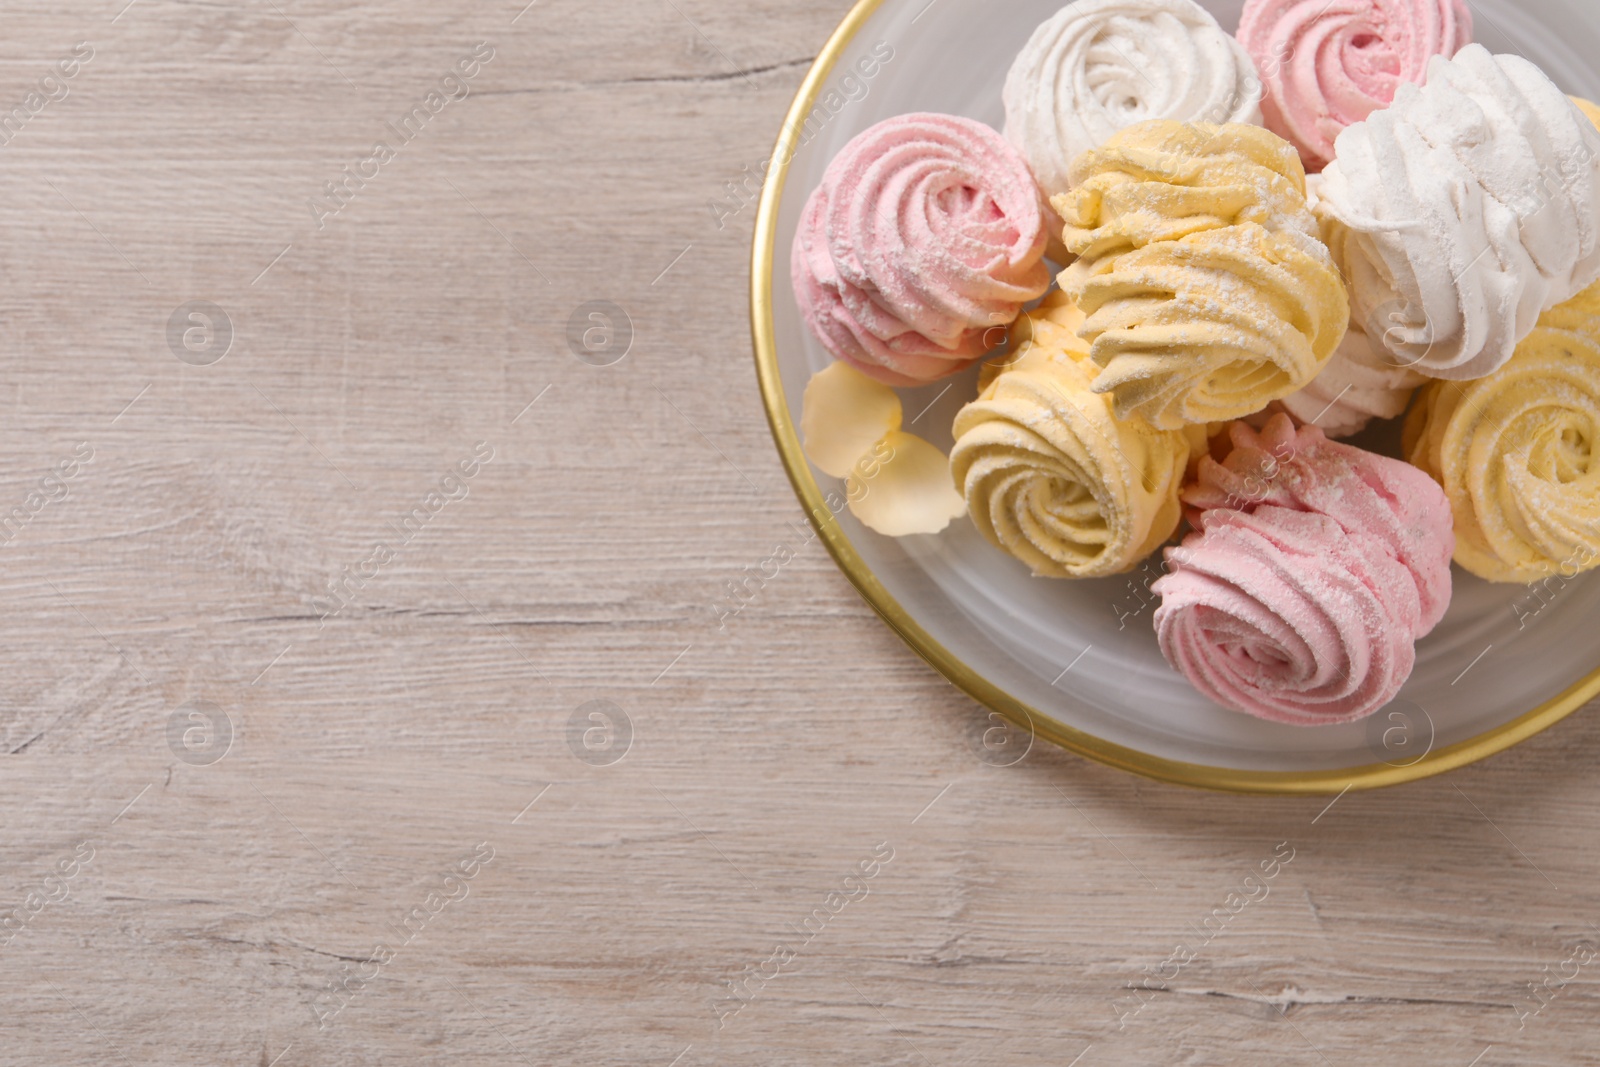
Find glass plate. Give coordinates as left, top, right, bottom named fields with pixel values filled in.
left=750, top=0, right=1600, bottom=792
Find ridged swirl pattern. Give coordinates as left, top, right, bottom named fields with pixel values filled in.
left=1002, top=0, right=1263, bottom=203
left=1405, top=280, right=1600, bottom=583
left=1056, top=120, right=1349, bottom=430
left=1237, top=0, right=1471, bottom=171
left=1278, top=323, right=1426, bottom=438
left=949, top=291, right=1195, bottom=579
left=792, top=113, right=1050, bottom=387
left=1315, top=46, right=1600, bottom=381
left=1153, top=415, right=1454, bottom=725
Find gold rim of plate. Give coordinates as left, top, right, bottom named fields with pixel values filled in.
left=747, top=0, right=1600, bottom=794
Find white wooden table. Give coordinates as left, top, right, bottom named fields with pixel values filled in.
left=0, top=2, right=1596, bottom=1064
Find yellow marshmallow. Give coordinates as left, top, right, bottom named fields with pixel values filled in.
left=1054, top=120, right=1349, bottom=431
left=1405, top=280, right=1600, bottom=583
left=1572, top=96, right=1600, bottom=132
left=951, top=291, right=1192, bottom=579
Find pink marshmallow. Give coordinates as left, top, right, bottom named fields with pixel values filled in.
left=1237, top=0, right=1472, bottom=171
left=1152, top=414, right=1454, bottom=726
left=791, top=113, right=1051, bottom=386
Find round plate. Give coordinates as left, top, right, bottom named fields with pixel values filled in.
left=751, top=0, right=1600, bottom=793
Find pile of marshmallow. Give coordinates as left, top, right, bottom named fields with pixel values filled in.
left=792, top=0, right=1600, bottom=727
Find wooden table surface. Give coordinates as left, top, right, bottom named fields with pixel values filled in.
left=3, top=2, right=1599, bottom=1064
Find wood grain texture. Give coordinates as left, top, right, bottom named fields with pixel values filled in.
left=1, top=2, right=1599, bottom=1065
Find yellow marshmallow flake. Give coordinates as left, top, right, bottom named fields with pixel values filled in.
left=801, top=362, right=902, bottom=479
left=848, top=431, right=967, bottom=538
left=799, top=362, right=965, bottom=537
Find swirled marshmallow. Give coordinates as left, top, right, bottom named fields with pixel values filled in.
left=1315, top=46, right=1600, bottom=380
left=1153, top=414, right=1454, bottom=725
left=1056, top=120, right=1349, bottom=429
left=792, top=113, right=1050, bottom=386
left=1002, top=0, right=1262, bottom=207
left=950, top=291, right=1195, bottom=578
left=1278, top=323, right=1425, bottom=437
left=1405, top=280, right=1600, bottom=583
left=1238, top=0, right=1471, bottom=171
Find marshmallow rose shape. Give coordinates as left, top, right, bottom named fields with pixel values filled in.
left=1003, top=0, right=1263, bottom=207
left=1237, top=0, right=1471, bottom=172
left=1153, top=415, right=1454, bottom=726
left=792, top=114, right=1051, bottom=387
left=1405, top=280, right=1600, bottom=583
left=950, top=291, right=1198, bottom=579
left=1315, top=46, right=1600, bottom=381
